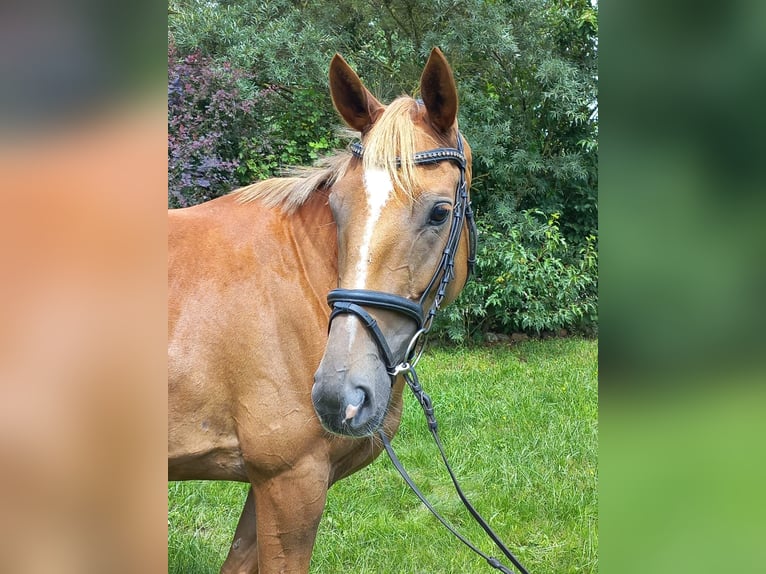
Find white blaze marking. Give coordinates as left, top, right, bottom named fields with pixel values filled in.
left=354, top=167, right=393, bottom=288
left=344, top=167, right=394, bottom=351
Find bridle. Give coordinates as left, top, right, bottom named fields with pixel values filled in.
left=324, top=132, right=531, bottom=574
left=326, top=129, right=477, bottom=379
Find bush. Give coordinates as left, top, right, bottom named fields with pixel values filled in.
left=168, top=45, right=265, bottom=207
left=433, top=209, right=598, bottom=342
left=168, top=44, right=343, bottom=207
left=235, top=87, right=343, bottom=184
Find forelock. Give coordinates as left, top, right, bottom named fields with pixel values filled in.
left=361, top=97, right=420, bottom=198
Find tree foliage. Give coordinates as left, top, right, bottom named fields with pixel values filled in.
left=435, top=210, right=598, bottom=340
left=168, top=0, right=598, bottom=336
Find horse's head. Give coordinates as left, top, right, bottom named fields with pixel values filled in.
left=312, top=48, right=474, bottom=437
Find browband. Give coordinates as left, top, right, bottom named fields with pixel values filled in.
left=349, top=142, right=467, bottom=169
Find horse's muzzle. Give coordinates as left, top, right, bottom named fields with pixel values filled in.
left=311, top=362, right=388, bottom=437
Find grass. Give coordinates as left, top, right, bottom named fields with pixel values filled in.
left=168, top=338, right=598, bottom=573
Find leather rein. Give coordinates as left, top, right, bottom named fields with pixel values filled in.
left=326, top=132, right=530, bottom=574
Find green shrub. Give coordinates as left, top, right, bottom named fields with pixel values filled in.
left=236, top=87, right=343, bottom=183
left=434, top=209, right=598, bottom=341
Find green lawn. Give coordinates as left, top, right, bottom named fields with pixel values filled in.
left=168, top=339, right=598, bottom=573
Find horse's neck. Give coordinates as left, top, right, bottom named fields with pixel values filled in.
left=288, top=191, right=338, bottom=293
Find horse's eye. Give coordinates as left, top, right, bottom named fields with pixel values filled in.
left=428, top=203, right=451, bottom=226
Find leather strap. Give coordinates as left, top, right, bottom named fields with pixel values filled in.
left=329, top=301, right=397, bottom=374
left=328, top=289, right=423, bottom=329
left=380, top=368, right=531, bottom=574
left=350, top=142, right=467, bottom=169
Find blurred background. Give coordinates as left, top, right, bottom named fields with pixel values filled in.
left=0, top=1, right=168, bottom=572
left=600, top=0, right=766, bottom=571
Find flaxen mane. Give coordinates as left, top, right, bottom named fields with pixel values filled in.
left=235, top=151, right=351, bottom=213
left=235, top=96, right=421, bottom=213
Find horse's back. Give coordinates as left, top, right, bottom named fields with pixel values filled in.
left=167, top=193, right=337, bottom=481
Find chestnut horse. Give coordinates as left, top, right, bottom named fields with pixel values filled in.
left=168, top=48, right=474, bottom=573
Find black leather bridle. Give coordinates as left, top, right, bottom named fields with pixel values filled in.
left=325, top=131, right=530, bottom=574
left=326, top=130, right=477, bottom=378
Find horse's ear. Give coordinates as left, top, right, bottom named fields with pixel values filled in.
left=419, top=48, right=458, bottom=134
left=329, top=54, right=384, bottom=133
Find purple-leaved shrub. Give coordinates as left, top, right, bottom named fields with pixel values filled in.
left=168, top=45, right=273, bottom=207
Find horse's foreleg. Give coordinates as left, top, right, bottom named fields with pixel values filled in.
left=250, top=460, right=329, bottom=574
left=221, top=487, right=259, bottom=574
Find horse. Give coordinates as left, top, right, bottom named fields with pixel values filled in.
left=168, top=48, right=474, bottom=574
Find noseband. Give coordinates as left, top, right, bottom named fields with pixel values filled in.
left=327, top=130, right=477, bottom=378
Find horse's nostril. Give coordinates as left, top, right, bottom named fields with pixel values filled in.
left=312, top=363, right=388, bottom=436
left=342, top=386, right=368, bottom=424
left=344, top=402, right=361, bottom=422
